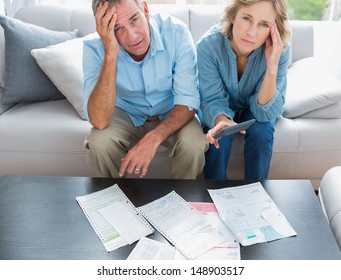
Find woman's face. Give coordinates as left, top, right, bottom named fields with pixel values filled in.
left=230, top=1, right=276, bottom=57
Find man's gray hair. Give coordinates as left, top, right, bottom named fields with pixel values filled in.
left=92, top=0, right=143, bottom=15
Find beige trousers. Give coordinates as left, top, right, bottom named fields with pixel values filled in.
left=85, top=107, right=208, bottom=179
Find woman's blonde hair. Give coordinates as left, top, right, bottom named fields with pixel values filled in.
left=221, top=0, right=291, bottom=45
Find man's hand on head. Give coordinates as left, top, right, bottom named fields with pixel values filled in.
left=95, top=1, right=120, bottom=57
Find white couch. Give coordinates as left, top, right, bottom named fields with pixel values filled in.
left=1, top=4, right=341, bottom=190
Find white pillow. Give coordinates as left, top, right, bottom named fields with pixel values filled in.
left=31, top=32, right=98, bottom=119
left=283, top=57, right=341, bottom=119
left=299, top=101, right=341, bottom=119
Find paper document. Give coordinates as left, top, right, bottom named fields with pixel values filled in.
left=127, top=237, right=179, bottom=260
left=138, top=191, right=225, bottom=259
left=190, top=202, right=240, bottom=260
left=76, top=184, right=154, bottom=252
left=208, top=182, right=297, bottom=246
left=128, top=203, right=240, bottom=260
left=98, top=202, right=152, bottom=245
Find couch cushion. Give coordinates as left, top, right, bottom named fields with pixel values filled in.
left=283, top=57, right=341, bottom=118
left=31, top=33, right=98, bottom=120
left=327, top=20, right=341, bottom=81
left=0, top=17, right=5, bottom=113
left=0, top=98, right=171, bottom=178
left=289, top=22, right=314, bottom=63
left=229, top=117, right=341, bottom=191
left=189, top=5, right=223, bottom=43
left=0, top=87, right=14, bottom=115
left=14, top=5, right=95, bottom=37
left=0, top=24, right=4, bottom=88
left=149, top=4, right=189, bottom=27
left=299, top=101, right=341, bottom=119
left=0, top=99, right=90, bottom=151
left=0, top=15, right=78, bottom=105
left=0, top=99, right=97, bottom=177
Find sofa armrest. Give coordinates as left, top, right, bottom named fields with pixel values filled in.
left=318, top=166, right=341, bottom=250
left=289, top=21, right=314, bottom=63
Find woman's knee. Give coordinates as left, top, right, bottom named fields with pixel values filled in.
left=246, top=121, right=275, bottom=143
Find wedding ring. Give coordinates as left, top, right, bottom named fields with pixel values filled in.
left=135, top=168, right=141, bottom=172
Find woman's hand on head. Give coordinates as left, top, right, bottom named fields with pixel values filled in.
left=265, top=23, right=284, bottom=73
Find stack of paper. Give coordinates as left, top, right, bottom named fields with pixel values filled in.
left=76, top=182, right=296, bottom=259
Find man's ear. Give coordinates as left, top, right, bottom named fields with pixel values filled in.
left=142, top=1, right=150, bottom=21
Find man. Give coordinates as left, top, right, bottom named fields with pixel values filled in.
left=83, top=0, right=208, bottom=178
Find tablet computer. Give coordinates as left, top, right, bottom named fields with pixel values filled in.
left=213, top=119, right=256, bottom=139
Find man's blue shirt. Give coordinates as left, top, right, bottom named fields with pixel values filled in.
left=83, top=13, right=200, bottom=126
left=197, top=24, right=290, bottom=128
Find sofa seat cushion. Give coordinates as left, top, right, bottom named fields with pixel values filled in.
left=272, top=118, right=341, bottom=182
left=0, top=99, right=90, bottom=151
left=228, top=117, right=341, bottom=190
left=0, top=99, right=171, bottom=178
left=0, top=99, right=97, bottom=176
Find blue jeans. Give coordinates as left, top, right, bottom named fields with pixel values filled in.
left=203, top=108, right=276, bottom=180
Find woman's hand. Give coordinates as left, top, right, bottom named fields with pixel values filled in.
left=207, top=116, right=246, bottom=149
left=264, top=23, right=284, bottom=74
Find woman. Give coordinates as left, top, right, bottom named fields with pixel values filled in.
left=197, top=0, right=291, bottom=180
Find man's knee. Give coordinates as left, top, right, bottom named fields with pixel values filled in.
left=175, top=134, right=208, bottom=160
left=170, top=133, right=207, bottom=179
left=176, top=119, right=208, bottom=153
left=86, top=129, right=113, bottom=153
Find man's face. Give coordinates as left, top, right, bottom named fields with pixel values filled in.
left=114, top=0, right=150, bottom=61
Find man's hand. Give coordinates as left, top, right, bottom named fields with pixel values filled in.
left=95, top=1, right=120, bottom=58
left=119, top=105, right=196, bottom=178
left=119, top=133, right=160, bottom=178
left=88, top=1, right=119, bottom=129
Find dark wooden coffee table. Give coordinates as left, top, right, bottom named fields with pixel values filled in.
left=0, top=175, right=340, bottom=260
